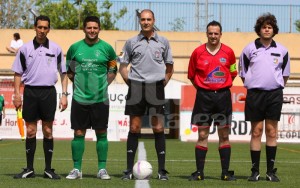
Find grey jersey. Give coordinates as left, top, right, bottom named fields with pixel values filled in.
left=119, top=32, right=173, bottom=82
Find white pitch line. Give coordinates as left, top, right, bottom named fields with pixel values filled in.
left=135, top=142, right=150, bottom=188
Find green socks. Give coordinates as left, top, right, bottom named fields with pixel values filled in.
left=96, top=133, right=108, bottom=170
left=71, top=135, right=85, bottom=171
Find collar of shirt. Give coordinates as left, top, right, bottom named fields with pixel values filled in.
left=33, top=37, right=50, bottom=50
left=137, top=31, right=159, bottom=42
left=254, top=38, right=277, bottom=49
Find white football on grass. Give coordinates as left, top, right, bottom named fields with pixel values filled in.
left=133, top=160, right=153, bottom=180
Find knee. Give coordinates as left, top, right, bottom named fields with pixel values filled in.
left=219, top=134, right=229, bottom=143
left=26, top=127, right=37, bottom=138
left=43, top=127, right=53, bottom=139
left=251, top=129, right=263, bottom=139
left=266, top=130, right=277, bottom=140
left=152, top=125, right=164, bottom=133
left=198, top=131, right=208, bottom=142
left=130, top=125, right=141, bottom=133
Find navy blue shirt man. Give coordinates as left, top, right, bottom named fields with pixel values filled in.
left=239, top=13, right=290, bottom=182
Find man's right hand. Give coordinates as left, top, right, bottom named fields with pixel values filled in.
left=13, top=95, right=22, bottom=109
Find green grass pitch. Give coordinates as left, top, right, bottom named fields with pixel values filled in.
left=0, top=139, right=299, bottom=188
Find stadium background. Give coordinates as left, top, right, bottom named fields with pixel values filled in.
left=0, top=1, right=299, bottom=142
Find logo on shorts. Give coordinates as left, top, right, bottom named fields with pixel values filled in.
left=204, top=66, right=225, bottom=83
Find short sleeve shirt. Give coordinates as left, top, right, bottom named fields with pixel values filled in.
left=66, top=39, right=117, bottom=104
left=118, top=32, right=173, bottom=82
left=188, top=43, right=237, bottom=90
left=12, top=37, right=66, bottom=86
left=11, top=39, right=23, bottom=49
left=238, top=39, right=290, bottom=90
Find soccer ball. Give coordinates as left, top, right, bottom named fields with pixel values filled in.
left=133, top=160, right=153, bottom=180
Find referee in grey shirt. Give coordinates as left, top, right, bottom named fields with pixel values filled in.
left=118, top=9, right=173, bottom=181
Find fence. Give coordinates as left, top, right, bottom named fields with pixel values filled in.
left=51, top=0, right=300, bottom=32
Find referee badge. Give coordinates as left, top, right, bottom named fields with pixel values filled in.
left=155, top=51, right=160, bottom=58
left=273, top=58, right=279, bottom=64
left=47, top=57, right=53, bottom=64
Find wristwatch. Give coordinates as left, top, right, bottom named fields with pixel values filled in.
left=62, top=92, right=70, bottom=96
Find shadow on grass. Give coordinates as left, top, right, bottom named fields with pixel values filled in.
left=174, top=175, right=220, bottom=180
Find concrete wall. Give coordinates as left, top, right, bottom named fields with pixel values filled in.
left=1, top=29, right=299, bottom=86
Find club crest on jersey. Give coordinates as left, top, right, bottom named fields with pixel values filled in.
left=273, top=58, right=279, bottom=64
left=95, top=50, right=101, bottom=57
left=219, top=58, right=226, bottom=64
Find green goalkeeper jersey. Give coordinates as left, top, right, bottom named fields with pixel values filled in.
left=66, top=39, right=117, bottom=104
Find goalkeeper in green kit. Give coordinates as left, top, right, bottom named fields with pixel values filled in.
left=65, top=16, right=117, bottom=180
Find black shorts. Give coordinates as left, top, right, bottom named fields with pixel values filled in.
left=0, top=113, right=2, bottom=124
left=191, top=88, right=232, bottom=127
left=71, top=99, right=109, bottom=130
left=23, top=86, right=57, bottom=122
left=125, top=80, right=165, bottom=116
left=245, top=88, right=283, bottom=121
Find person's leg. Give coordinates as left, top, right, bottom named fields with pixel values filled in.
left=195, top=127, right=209, bottom=173
left=122, top=80, right=144, bottom=180
left=65, top=129, right=85, bottom=180
left=42, top=121, right=61, bottom=179
left=152, top=114, right=166, bottom=171
left=13, top=122, right=37, bottom=179
left=42, top=121, right=54, bottom=171
left=264, top=89, right=282, bottom=182
left=95, top=129, right=108, bottom=170
left=72, top=130, right=86, bottom=171
left=14, top=86, right=40, bottom=179
left=188, top=127, right=209, bottom=181
left=218, top=125, right=236, bottom=181
left=250, top=121, right=264, bottom=172
left=126, top=116, right=142, bottom=171
left=37, top=86, right=61, bottom=179
left=265, top=119, right=280, bottom=181
left=218, top=126, right=231, bottom=174
left=244, top=89, right=268, bottom=181
left=25, top=122, right=38, bottom=170
left=95, top=128, right=111, bottom=180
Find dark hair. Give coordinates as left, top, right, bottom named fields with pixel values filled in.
left=206, top=20, right=222, bottom=33
left=254, top=13, right=279, bottom=37
left=140, top=9, right=155, bottom=20
left=13, top=33, right=20, bottom=40
left=83, top=16, right=101, bottom=28
left=34, top=15, right=51, bottom=28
